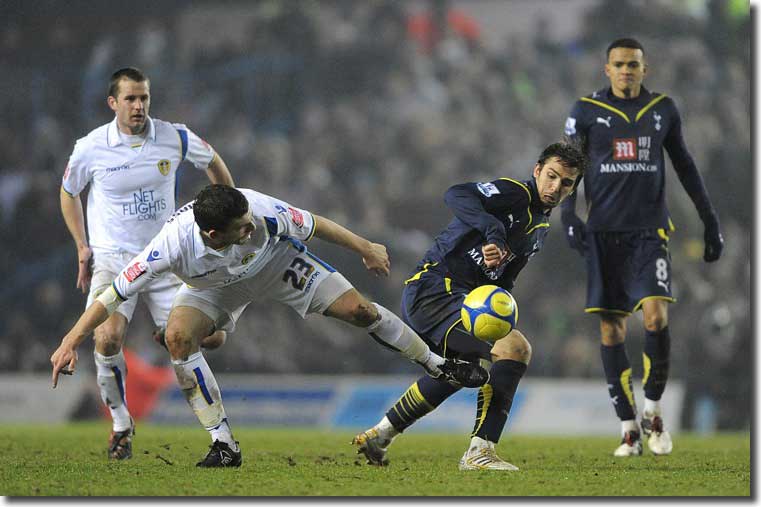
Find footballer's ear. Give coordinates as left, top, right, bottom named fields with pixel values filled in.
left=532, top=163, right=542, bottom=179
left=107, top=95, right=118, bottom=112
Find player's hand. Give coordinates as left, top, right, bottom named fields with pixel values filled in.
left=704, top=221, right=724, bottom=262
left=362, top=242, right=390, bottom=277
left=561, top=213, right=587, bottom=256
left=76, top=245, right=93, bottom=293
left=51, top=341, right=78, bottom=388
left=482, top=243, right=507, bottom=268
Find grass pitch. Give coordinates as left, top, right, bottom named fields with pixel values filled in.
left=0, top=422, right=750, bottom=496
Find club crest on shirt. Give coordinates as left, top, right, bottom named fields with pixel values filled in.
left=157, top=159, right=171, bottom=176
left=241, top=253, right=256, bottom=265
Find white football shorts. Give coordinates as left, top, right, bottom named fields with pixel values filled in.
left=172, top=241, right=353, bottom=333
left=86, top=251, right=182, bottom=326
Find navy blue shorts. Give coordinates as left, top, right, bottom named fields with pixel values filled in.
left=401, top=265, right=493, bottom=362
left=585, top=229, right=676, bottom=315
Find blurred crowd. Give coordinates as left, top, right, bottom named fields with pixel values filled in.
left=0, top=0, right=750, bottom=429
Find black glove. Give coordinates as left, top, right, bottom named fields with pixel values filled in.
left=703, top=219, right=724, bottom=262
left=561, top=212, right=587, bottom=256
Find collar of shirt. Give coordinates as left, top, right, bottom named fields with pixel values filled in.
left=605, top=85, right=652, bottom=105
left=106, top=116, right=156, bottom=148
left=192, top=222, right=226, bottom=259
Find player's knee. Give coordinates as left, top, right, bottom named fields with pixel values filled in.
left=165, top=327, right=194, bottom=359
left=643, top=312, right=668, bottom=332
left=93, top=326, right=123, bottom=356
left=491, top=329, right=532, bottom=364
left=600, top=314, right=626, bottom=345
left=350, top=300, right=379, bottom=327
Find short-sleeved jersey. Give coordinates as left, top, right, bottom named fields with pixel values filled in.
left=563, top=86, right=696, bottom=232
left=414, top=178, right=550, bottom=292
left=62, top=117, right=215, bottom=255
left=111, top=188, right=316, bottom=301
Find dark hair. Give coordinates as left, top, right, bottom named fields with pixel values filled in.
left=108, top=67, right=149, bottom=98
left=537, top=140, right=587, bottom=186
left=606, top=38, right=645, bottom=59
left=194, top=185, right=248, bottom=232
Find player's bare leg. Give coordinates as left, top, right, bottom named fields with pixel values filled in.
left=92, top=312, right=134, bottom=460
left=324, top=289, right=487, bottom=387
left=165, top=306, right=241, bottom=467
left=640, top=299, right=673, bottom=455
left=599, top=312, right=642, bottom=456
left=458, top=330, right=529, bottom=471
left=153, top=327, right=227, bottom=351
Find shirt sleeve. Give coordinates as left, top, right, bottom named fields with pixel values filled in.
left=174, top=123, right=215, bottom=170
left=111, top=225, right=174, bottom=301
left=443, top=179, right=529, bottom=251
left=261, top=194, right=316, bottom=242
left=563, top=100, right=588, bottom=147
left=560, top=100, right=588, bottom=218
left=663, top=101, right=717, bottom=225
left=61, top=138, right=92, bottom=196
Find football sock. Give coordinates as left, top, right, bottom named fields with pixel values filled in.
left=374, top=416, right=401, bottom=439
left=643, top=326, right=670, bottom=401
left=472, top=359, right=527, bottom=443
left=386, top=375, right=459, bottom=431
left=643, top=398, right=662, bottom=418
left=601, top=343, right=636, bottom=421
left=210, top=418, right=238, bottom=451
left=367, top=304, right=445, bottom=373
left=171, top=352, right=234, bottom=445
left=94, top=350, right=132, bottom=432
left=622, top=419, right=639, bottom=436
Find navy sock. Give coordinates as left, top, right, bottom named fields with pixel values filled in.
left=472, top=359, right=527, bottom=443
left=601, top=343, right=636, bottom=420
left=643, top=327, right=670, bottom=401
left=386, top=375, right=459, bottom=431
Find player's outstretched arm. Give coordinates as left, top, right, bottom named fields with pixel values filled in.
left=205, top=153, right=234, bottom=187
left=59, top=187, right=92, bottom=293
left=50, top=300, right=110, bottom=388
left=311, top=214, right=390, bottom=277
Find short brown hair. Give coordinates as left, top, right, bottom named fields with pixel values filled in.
left=108, top=67, right=149, bottom=99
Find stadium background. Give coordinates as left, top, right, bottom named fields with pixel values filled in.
left=0, top=0, right=750, bottom=434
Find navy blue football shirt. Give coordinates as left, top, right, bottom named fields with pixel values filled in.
left=562, top=86, right=715, bottom=231
left=417, top=177, right=550, bottom=291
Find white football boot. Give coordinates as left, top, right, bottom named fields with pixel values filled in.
left=641, top=415, right=673, bottom=455
left=613, top=430, right=643, bottom=457
left=352, top=428, right=395, bottom=466
left=458, top=437, right=519, bottom=471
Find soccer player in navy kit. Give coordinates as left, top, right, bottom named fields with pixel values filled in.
left=560, top=38, right=724, bottom=456
left=353, top=142, right=585, bottom=470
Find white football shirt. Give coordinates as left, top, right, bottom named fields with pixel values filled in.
left=111, top=188, right=316, bottom=301
left=62, top=117, right=215, bottom=255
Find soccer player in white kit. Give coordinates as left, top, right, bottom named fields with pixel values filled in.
left=59, top=68, right=233, bottom=460
left=51, top=185, right=489, bottom=467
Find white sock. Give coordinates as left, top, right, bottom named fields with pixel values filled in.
left=643, top=398, right=661, bottom=418
left=622, top=419, right=639, bottom=435
left=171, top=352, right=233, bottom=444
left=375, top=416, right=401, bottom=439
left=94, top=350, right=132, bottom=432
left=468, top=436, right=494, bottom=452
left=210, top=419, right=238, bottom=450
left=367, top=303, right=445, bottom=372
